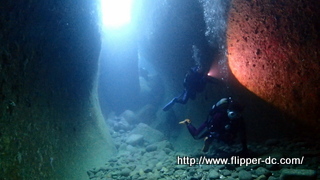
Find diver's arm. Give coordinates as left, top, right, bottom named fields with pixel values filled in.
left=188, top=121, right=208, bottom=139
left=180, top=119, right=208, bottom=139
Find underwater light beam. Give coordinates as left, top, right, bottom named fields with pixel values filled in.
left=100, top=0, right=134, bottom=28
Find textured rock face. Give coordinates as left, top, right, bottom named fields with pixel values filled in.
left=0, top=1, right=115, bottom=179
left=227, top=0, right=320, bottom=128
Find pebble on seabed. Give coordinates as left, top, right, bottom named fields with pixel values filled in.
left=88, top=119, right=320, bottom=180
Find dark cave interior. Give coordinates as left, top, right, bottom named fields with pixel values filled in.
left=0, top=0, right=319, bottom=179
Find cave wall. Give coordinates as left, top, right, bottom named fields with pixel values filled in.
left=0, top=1, right=115, bottom=179
left=143, top=0, right=320, bottom=146
left=227, top=0, right=320, bottom=130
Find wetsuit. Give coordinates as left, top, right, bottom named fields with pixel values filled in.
left=163, top=67, right=217, bottom=111
left=186, top=107, right=247, bottom=152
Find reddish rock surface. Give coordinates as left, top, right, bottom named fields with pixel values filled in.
left=227, top=0, right=320, bottom=129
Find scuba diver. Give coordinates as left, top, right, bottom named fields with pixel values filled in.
left=162, top=65, right=219, bottom=111
left=179, top=97, right=247, bottom=153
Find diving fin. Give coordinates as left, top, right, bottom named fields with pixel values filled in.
left=162, top=99, right=176, bottom=111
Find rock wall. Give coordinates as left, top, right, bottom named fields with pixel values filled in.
left=0, top=1, right=115, bottom=179
left=227, top=0, right=320, bottom=129
left=146, top=0, right=320, bottom=143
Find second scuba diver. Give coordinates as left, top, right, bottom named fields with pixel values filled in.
left=179, top=97, right=247, bottom=153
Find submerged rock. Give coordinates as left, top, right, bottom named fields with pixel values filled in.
left=131, top=123, right=165, bottom=143
left=126, top=134, right=144, bottom=146
left=238, top=170, right=252, bottom=180
left=280, top=169, right=317, bottom=180
left=89, top=114, right=320, bottom=180
left=208, top=169, right=220, bottom=179
left=255, top=175, right=267, bottom=180
left=254, top=167, right=270, bottom=177
left=146, top=144, right=157, bottom=152
left=121, top=110, right=138, bottom=124
left=120, top=167, right=131, bottom=177
left=221, top=169, right=232, bottom=176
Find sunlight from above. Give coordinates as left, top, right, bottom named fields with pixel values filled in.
left=100, top=0, right=134, bottom=28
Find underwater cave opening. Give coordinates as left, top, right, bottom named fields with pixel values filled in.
left=100, top=0, right=134, bottom=29
left=97, top=0, right=148, bottom=116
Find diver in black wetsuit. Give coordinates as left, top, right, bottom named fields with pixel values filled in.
left=162, top=65, right=218, bottom=111
left=179, top=97, right=247, bottom=153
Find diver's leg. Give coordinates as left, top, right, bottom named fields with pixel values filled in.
left=163, top=89, right=191, bottom=111
left=202, top=137, right=214, bottom=153
left=162, top=98, right=176, bottom=111
left=175, top=90, right=189, bottom=104
left=162, top=95, right=180, bottom=111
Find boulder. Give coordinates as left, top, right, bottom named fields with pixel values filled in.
left=120, top=167, right=131, bottom=177
left=208, top=169, right=220, bottom=179
left=113, top=118, right=131, bottom=131
left=121, top=110, right=138, bottom=124
left=280, top=169, right=317, bottom=180
left=238, top=170, right=252, bottom=180
left=157, top=140, right=174, bottom=150
left=255, top=167, right=270, bottom=177
left=131, top=123, right=165, bottom=143
left=146, top=144, right=157, bottom=152
left=126, top=134, right=144, bottom=146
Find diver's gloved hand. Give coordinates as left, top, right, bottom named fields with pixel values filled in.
left=179, top=119, right=191, bottom=124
